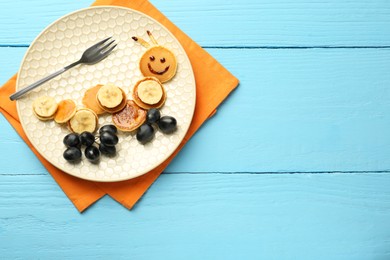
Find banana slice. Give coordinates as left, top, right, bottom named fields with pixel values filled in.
left=137, top=79, right=163, bottom=105
left=132, top=77, right=166, bottom=110
left=68, top=108, right=98, bottom=134
left=96, top=87, right=127, bottom=114
left=54, top=99, right=77, bottom=124
left=32, top=96, right=58, bottom=120
left=96, top=83, right=123, bottom=109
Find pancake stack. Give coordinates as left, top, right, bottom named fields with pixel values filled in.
left=32, top=96, right=58, bottom=121
left=132, top=77, right=166, bottom=110
left=96, top=83, right=127, bottom=113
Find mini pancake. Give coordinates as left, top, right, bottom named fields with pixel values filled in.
left=32, top=96, right=58, bottom=121
left=82, top=84, right=106, bottom=115
left=67, top=108, right=99, bottom=134
left=132, top=77, right=167, bottom=110
left=97, top=87, right=127, bottom=114
left=112, top=100, right=147, bottom=132
left=54, top=99, right=77, bottom=124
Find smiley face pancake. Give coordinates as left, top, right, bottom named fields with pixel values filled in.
left=132, top=30, right=178, bottom=83
left=139, top=46, right=177, bottom=83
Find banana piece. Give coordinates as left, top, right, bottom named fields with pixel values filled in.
left=68, top=108, right=98, bottom=134
left=137, top=80, right=163, bottom=105
left=97, top=83, right=123, bottom=108
left=32, top=96, right=58, bottom=120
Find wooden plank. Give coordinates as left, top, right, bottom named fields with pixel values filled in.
left=0, top=48, right=46, bottom=173
left=0, top=173, right=390, bottom=259
left=167, top=47, right=390, bottom=173
left=1, top=47, right=390, bottom=173
left=0, top=0, right=390, bottom=47
left=0, top=0, right=90, bottom=45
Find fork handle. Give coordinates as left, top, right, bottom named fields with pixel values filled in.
left=9, top=61, right=80, bottom=101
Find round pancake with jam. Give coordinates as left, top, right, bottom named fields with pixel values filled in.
left=112, top=100, right=146, bottom=132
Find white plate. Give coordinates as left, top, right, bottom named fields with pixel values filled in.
left=16, top=6, right=196, bottom=182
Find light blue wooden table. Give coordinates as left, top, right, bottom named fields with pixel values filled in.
left=1, top=0, right=390, bottom=259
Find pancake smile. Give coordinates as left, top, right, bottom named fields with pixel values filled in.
left=148, top=63, right=170, bottom=75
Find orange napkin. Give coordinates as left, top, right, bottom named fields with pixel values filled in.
left=0, top=0, right=238, bottom=212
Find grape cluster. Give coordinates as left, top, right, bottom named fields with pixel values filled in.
left=63, top=125, right=119, bottom=163
left=136, top=108, right=177, bottom=144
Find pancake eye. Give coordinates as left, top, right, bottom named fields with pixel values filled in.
left=160, top=58, right=166, bottom=63
left=150, top=56, right=155, bottom=61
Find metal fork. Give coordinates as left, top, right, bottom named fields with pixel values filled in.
left=10, top=36, right=117, bottom=101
